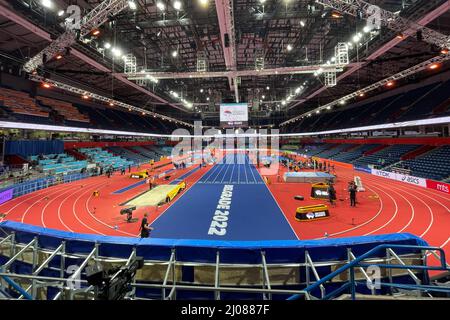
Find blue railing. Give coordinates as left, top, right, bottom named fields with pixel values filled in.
left=0, top=172, right=90, bottom=199
left=287, top=244, right=450, bottom=300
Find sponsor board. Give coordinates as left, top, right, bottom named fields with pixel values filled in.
left=306, top=211, right=327, bottom=219
left=371, top=169, right=427, bottom=188
left=0, top=188, right=13, bottom=205
left=354, top=166, right=372, bottom=173
left=426, top=180, right=450, bottom=194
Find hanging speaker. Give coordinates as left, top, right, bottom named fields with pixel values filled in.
left=224, top=33, right=230, bottom=47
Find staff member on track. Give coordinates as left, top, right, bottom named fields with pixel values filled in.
left=140, top=213, right=154, bottom=238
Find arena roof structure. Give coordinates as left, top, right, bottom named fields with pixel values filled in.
left=0, top=0, right=450, bottom=128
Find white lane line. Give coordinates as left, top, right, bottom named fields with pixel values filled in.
left=220, top=164, right=231, bottom=183
left=315, top=184, right=384, bottom=239
left=71, top=182, right=108, bottom=235
left=41, top=183, right=97, bottom=227
left=19, top=184, right=83, bottom=223
left=363, top=184, right=398, bottom=236
left=252, top=160, right=300, bottom=240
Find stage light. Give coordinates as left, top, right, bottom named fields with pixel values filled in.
left=206, top=97, right=210, bottom=101
left=42, top=83, right=51, bottom=88
left=104, top=42, right=111, bottom=49
left=262, top=95, right=265, bottom=99
left=363, top=25, right=371, bottom=33
left=326, top=106, right=331, bottom=110
left=173, top=0, right=182, bottom=11
left=300, top=20, right=305, bottom=27
left=295, top=87, right=301, bottom=94
left=386, top=81, right=394, bottom=87
left=429, top=63, right=440, bottom=70
left=128, top=1, right=137, bottom=10
left=352, top=34, right=361, bottom=43
left=266, top=86, right=270, bottom=90
left=82, top=94, right=89, bottom=99
left=441, top=48, right=449, bottom=54
left=41, top=0, right=53, bottom=9
left=199, top=0, right=209, bottom=7
left=172, top=50, right=178, bottom=57
left=58, top=10, right=65, bottom=16
left=286, top=44, right=293, bottom=51
left=56, top=54, right=63, bottom=60
left=111, top=47, right=122, bottom=57
left=396, top=33, right=404, bottom=39
left=156, top=2, right=165, bottom=11
left=331, top=12, right=341, bottom=18
left=92, top=29, right=101, bottom=36
left=109, top=102, right=114, bottom=106
left=359, top=92, right=365, bottom=97
left=339, top=100, right=346, bottom=105
left=200, top=89, right=204, bottom=93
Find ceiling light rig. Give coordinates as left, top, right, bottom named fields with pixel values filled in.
left=281, top=53, right=450, bottom=127
left=31, top=74, right=193, bottom=127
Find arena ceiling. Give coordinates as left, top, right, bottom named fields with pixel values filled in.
left=0, top=0, right=449, bottom=128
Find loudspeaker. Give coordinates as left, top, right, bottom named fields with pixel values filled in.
left=224, top=33, right=230, bottom=47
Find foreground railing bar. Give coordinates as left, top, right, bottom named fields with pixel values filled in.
left=287, top=244, right=448, bottom=300
left=305, top=251, right=326, bottom=299
left=0, top=234, right=13, bottom=245
left=132, top=283, right=308, bottom=295
left=348, top=250, right=375, bottom=295
left=387, top=248, right=421, bottom=285
left=2, top=238, right=37, bottom=270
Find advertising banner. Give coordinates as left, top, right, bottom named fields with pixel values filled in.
left=426, top=180, right=450, bottom=194
left=371, top=169, right=427, bottom=188
left=0, top=188, right=13, bottom=205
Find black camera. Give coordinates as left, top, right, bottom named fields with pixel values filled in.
left=120, top=206, right=136, bottom=222
left=86, top=257, right=144, bottom=300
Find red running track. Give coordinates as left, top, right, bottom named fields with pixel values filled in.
left=266, top=165, right=450, bottom=269
left=0, top=161, right=449, bottom=268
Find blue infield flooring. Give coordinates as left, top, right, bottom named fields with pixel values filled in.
left=150, top=154, right=298, bottom=241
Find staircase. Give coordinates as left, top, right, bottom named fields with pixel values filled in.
left=401, top=145, right=436, bottom=161
left=363, top=145, right=388, bottom=156
left=65, top=148, right=87, bottom=161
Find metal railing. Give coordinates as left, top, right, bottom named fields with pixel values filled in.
left=287, top=244, right=450, bottom=300
left=1, top=230, right=448, bottom=300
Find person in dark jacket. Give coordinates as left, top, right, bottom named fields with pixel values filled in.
left=140, top=213, right=154, bottom=238
left=349, top=182, right=357, bottom=207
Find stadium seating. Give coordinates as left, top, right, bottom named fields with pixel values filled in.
left=331, top=144, right=381, bottom=163
left=36, top=96, right=90, bottom=123
left=79, top=148, right=133, bottom=169
left=388, top=145, right=450, bottom=181
left=352, top=144, right=420, bottom=169
left=285, top=79, right=450, bottom=133
left=0, top=88, right=49, bottom=118
left=106, top=146, right=149, bottom=164
left=30, top=153, right=88, bottom=175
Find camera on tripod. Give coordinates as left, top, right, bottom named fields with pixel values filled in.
left=120, top=206, right=136, bottom=222
left=86, top=256, right=144, bottom=300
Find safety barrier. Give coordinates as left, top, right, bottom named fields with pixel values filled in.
left=0, top=221, right=440, bottom=300
left=0, top=172, right=90, bottom=199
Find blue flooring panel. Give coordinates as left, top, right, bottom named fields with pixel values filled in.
left=150, top=154, right=297, bottom=241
